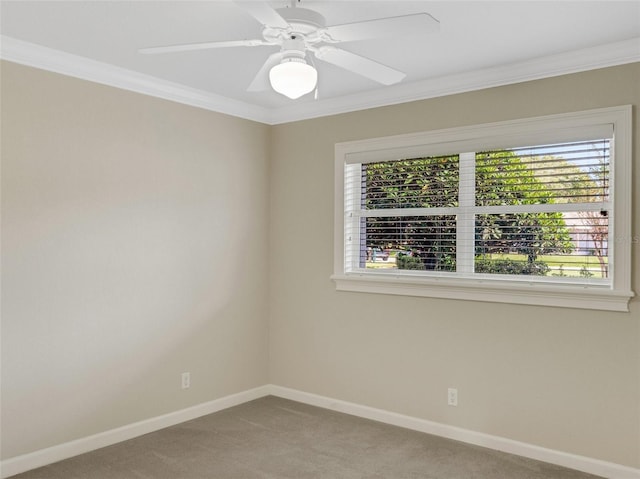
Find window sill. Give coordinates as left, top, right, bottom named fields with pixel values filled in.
left=331, top=273, right=634, bottom=312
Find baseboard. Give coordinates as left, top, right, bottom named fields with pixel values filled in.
left=268, top=385, right=640, bottom=479
left=0, top=385, right=271, bottom=479
left=2, top=384, right=638, bottom=479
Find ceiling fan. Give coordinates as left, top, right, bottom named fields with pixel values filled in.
left=139, top=1, right=439, bottom=99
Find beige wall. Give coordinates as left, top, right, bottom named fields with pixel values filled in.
left=2, top=59, right=639, bottom=469
left=1, top=62, right=271, bottom=458
left=269, top=63, right=640, bottom=468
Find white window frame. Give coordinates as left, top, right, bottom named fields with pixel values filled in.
left=332, top=106, right=634, bottom=312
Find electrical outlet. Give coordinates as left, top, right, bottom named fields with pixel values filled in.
left=447, top=388, right=458, bottom=406
left=181, top=372, right=190, bottom=390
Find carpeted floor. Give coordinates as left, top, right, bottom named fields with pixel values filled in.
left=9, top=395, right=603, bottom=478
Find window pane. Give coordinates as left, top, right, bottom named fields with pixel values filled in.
left=363, top=156, right=459, bottom=209
left=362, top=216, right=456, bottom=271
left=476, top=140, right=610, bottom=206
left=475, top=212, right=609, bottom=278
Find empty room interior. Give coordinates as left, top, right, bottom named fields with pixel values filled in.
left=1, top=1, right=639, bottom=478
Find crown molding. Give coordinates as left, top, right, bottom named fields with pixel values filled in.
left=1, top=35, right=638, bottom=125
left=269, top=37, right=640, bottom=124
left=0, top=35, right=273, bottom=124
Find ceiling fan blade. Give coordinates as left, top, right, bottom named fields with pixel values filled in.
left=247, top=52, right=283, bottom=91
left=325, top=13, right=439, bottom=43
left=139, top=39, right=270, bottom=54
left=235, top=1, right=290, bottom=29
left=314, top=46, right=406, bottom=85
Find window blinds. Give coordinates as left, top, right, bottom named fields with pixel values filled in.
left=345, top=138, right=611, bottom=280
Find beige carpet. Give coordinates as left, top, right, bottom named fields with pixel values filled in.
left=9, top=396, right=603, bottom=478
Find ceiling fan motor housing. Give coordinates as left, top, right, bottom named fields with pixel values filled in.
left=280, top=37, right=307, bottom=60
left=277, top=7, right=326, bottom=32
left=262, top=7, right=327, bottom=45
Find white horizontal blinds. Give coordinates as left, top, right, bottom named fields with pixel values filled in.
left=343, top=123, right=613, bottom=166
left=344, top=163, right=363, bottom=272
left=364, top=216, right=457, bottom=271
left=362, top=157, right=459, bottom=209
left=346, top=136, right=613, bottom=280
left=475, top=212, right=609, bottom=278
left=474, top=139, right=611, bottom=281
left=352, top=155, right=459, bottom=272
left=476, top=140, right=610, bottom=206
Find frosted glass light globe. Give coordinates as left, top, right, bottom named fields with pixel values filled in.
left=269, top=59, right=317, bottom=99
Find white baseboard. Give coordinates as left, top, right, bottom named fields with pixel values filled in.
left=268, top=385, right=640, bottom=479
left=0, top=385, right=271, bottom=479
left=2, top=384, right=638, bottom=479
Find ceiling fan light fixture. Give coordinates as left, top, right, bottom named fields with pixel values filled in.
left=269, top=57, right=317, bottom=99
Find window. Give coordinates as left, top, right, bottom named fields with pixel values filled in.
left=333, top=106, right=633, bottom=311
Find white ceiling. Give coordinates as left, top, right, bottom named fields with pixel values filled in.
left=1, top=1, right=639, bottom=124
